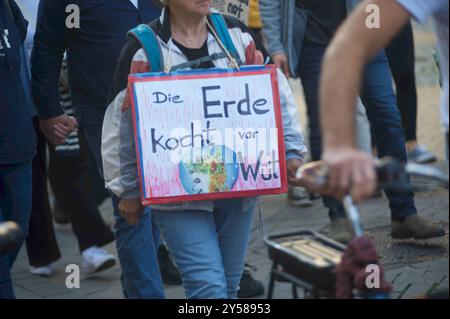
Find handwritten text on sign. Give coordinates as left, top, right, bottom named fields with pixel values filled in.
left=129, top=67, right=287, bottom=205
left=211, top=0, right=250, bottom=25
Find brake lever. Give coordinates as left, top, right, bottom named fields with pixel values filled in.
left=377, top=158, right=449, bottom=191
left=297, top=158, right=449, bottom=192
left=405, top=163, right=449, bottom=189
left=295, top=158, right=448, bottom=242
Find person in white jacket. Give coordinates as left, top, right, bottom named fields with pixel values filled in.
left=103, top=1, right=308, bottom=299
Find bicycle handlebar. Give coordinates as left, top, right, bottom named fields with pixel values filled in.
left=296, top=157, right=449, bottom=192
left=296, top=157, right=448, bottom=239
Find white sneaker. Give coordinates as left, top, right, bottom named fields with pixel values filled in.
left=82, top=246, right=116, bottom=275
left=30, top=264, right=53, bottom=277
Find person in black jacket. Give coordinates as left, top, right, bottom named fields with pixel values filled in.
left=30, top=0, right=178, bottom=299
left=0, top=0, right=36, bottom=299
left=16, top=0, right=117, bottom=279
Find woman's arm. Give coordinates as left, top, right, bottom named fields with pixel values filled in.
left=103, top=43, right=149, bottom=224
left=259, top=0, right=284, bottom=57
left=103, top=40, right=147, bottom=200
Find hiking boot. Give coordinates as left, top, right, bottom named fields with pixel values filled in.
left=287, top=186, right=314, bottom=207
left=391, top=215, right=446, bottom=239
left=237, top=264, right=265, bottom=298
left=329, top=218, right=355, bottom=244
left=158, top=245, right=182, bottom=286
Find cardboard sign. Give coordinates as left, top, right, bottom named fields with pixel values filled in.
left=211, top=0, right=250, bottom=25
left=129, top=66, right=287, bottom=205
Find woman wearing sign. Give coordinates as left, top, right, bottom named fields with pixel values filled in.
left=103, top=0, right=307, bottom=299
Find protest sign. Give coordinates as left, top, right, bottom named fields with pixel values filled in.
left=129, top=66, right=287, bottom=205
left=211, top=0, right=249, bottom=25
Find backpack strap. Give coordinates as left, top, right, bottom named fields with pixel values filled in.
left=128, top=14, right=241, bottom=73
left=128, top=24, right=164, bottom=72
left=209, top=13, right=242, bottom=66
left=171, top=52, right=228, bottom=72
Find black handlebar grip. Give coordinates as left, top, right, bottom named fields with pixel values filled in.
left=376, top=158, right=405, bottom=181
left=0, top=222, right=24, bottom=253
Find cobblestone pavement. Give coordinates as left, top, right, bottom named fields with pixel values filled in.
left=11, top=24, right=448, bottom=299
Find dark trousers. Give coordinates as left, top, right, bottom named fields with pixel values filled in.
left=25, top=121, right=114, bottom=267
left=25, top=124, right=59, bottom=267
left=298, top=43, right=417, bottom=221
left=386, top=21, right=418, bottom=143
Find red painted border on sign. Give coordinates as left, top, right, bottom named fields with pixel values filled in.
left=128, top=85, right=148, bottom=202
left=129, top=65, right=288, bottom=205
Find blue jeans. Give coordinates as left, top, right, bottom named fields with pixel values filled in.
left=112, top=196, right=165, bottom=299
left=361, top=51, right=417, bottom=219
left=298, top=43, right=417, bottom=220
left=0, top=160, right=33, bottom=299
left=81, top=123, right=164, bottom=299
left=153, top=198, right=257, bottom=299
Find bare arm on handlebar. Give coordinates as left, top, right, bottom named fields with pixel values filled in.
left=319, top=0, right=411, bottom=201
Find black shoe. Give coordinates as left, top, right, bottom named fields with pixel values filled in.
left=158, top=245, right=182, bottom=286
left=237, top=264, right=265, bottom=298
left=53, top=200, right=70, bottom=225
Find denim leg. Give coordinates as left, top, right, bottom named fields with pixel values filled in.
left=214, top=198, right=256, bottom=299
left=0, top=160, right=33, bottom=298
left=112, top=195, right=164, bottom=299
left=154, top=209, right=227, bottom=299
left=298, top=44, right=347, bottom=220
left=0, top=161, right=33, bottom=264
left=361, top=51, right=417, bottom=219
left=0, top=206, right=14, bottom=299
left=0, top=254, right=13, bottom=299
left=81, top=126, right=164, bottom=298
left=154, top=198, right=256, bottom=299
left=298, top=44, right=325, bottom=162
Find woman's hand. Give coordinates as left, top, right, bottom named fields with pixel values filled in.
left=119, top=198, right=144, bottom=225
left=286, top=158, right=304, bottom=187
left=272, top=52, right=290, bottom=78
